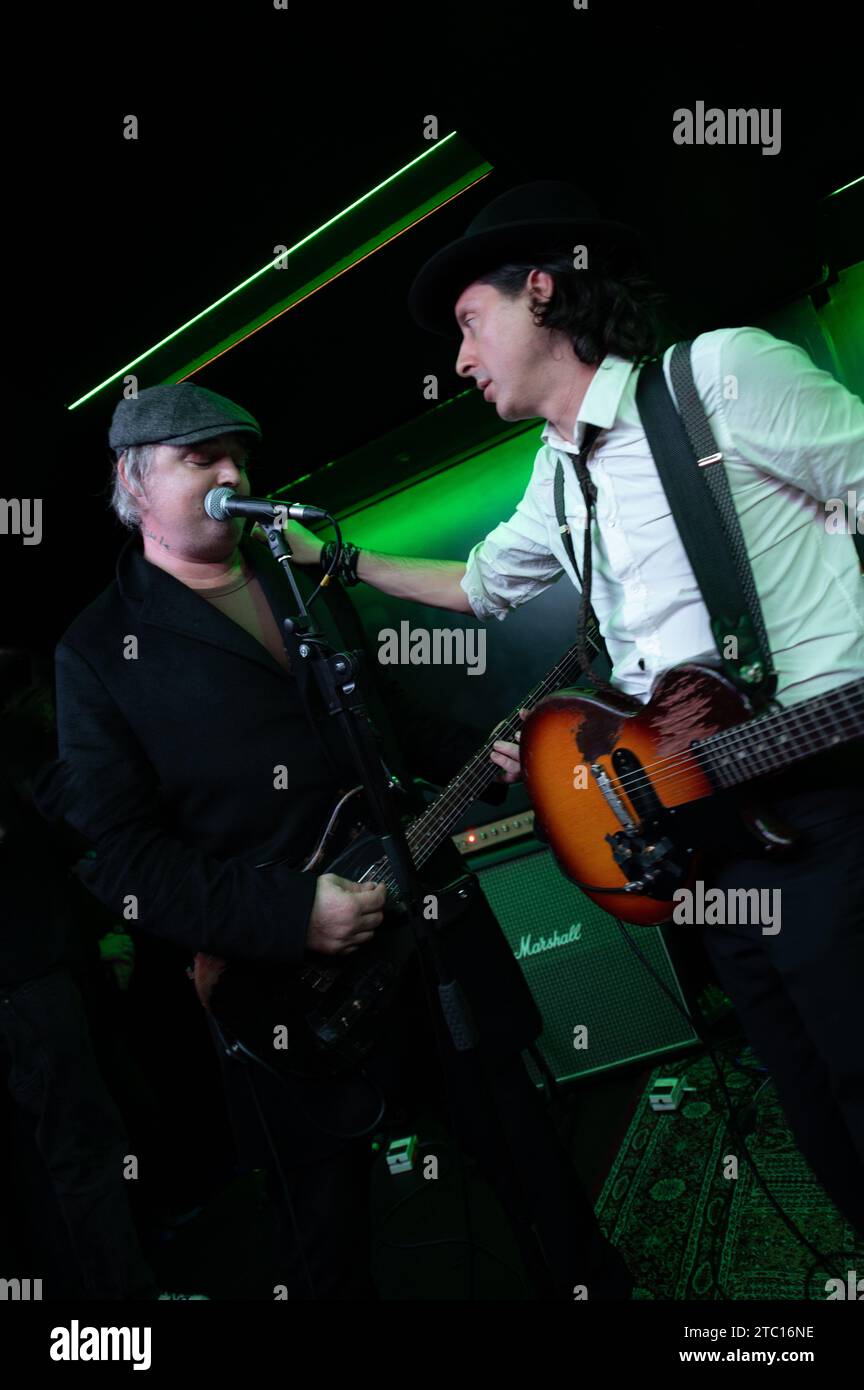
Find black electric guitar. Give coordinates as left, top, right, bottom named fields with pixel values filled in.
left=204, top=636, right=600, bottom=1077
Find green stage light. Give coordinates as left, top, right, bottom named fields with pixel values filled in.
left=68, top=132, right=492, bottom=410
left=822, top=174, right=863, bottom=198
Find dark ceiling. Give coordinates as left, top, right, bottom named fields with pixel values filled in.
left=10, top=4, right=862, bottom=653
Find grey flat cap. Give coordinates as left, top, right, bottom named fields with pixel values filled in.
left=109, top=383, right=262, bottom=453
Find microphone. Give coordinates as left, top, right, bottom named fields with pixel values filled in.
left=204, top=487, right=329, bottom=525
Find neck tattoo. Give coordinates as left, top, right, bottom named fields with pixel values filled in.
left=143, top=528, right=172, bottom=550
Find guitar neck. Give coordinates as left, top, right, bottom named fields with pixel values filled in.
left=695, top=678, right=864, bottom=789
left=404, top=631, right=600, bottom=870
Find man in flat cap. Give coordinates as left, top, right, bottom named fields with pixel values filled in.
left=38, top=380, right=635, bottom=1300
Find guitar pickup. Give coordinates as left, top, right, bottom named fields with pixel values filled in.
left=611, top=747, right=666, bottom=822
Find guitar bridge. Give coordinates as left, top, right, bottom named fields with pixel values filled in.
left=590, top=763, right=636, bottom=828
left=311, top=960, right=398, bottom=1048
left=299, top=965, right=338, bottom=993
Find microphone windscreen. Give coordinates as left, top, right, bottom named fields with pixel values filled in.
left=204, top=487, right=235, bottom=522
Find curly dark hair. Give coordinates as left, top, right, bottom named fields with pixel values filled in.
left=477, top=249, right=668, bottom=367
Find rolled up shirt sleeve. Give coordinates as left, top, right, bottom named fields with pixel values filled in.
left=460, top=454, right=564, bottom=621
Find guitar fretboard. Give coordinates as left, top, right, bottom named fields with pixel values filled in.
left=406, top=636, right=601, bottom=870
left=371, top=626, right=603, bottom=894
left=695, top=678, right=864, bottom=788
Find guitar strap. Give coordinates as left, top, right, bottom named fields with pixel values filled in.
left=546, top=335, right=862, bottom=712
left=635, top=342, right=778, bottom=708
left=552, top=350, right=778, bottom=704
left=556, top=341, right=861, bottom=708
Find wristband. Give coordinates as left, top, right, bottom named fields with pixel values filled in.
left=321, top=540, right=361, bottom=586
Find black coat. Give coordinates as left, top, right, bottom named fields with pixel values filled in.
left=35, top=532, right=539, bottom=1055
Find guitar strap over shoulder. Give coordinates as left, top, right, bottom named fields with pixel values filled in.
left=635, top=341, right=778, bottom=710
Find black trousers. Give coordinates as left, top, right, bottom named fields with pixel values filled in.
left=702, top=773, right=864, bottom=1236
left=214, top=957, right=633, bottom=1301
left=0, top=967, right=157, bottom=1299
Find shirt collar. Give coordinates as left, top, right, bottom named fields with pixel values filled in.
left=540, top=353, right=635, bottom=452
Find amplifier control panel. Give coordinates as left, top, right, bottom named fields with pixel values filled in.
left=453, top=810, right=536, bottom=855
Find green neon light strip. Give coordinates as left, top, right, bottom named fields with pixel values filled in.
left=822, top=174, right=863, bottom=198
left=173, top=170, right=492, bottom=383
left=68, top=131, right=460, bottom=410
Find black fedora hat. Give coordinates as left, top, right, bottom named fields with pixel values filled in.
left=408, top=179, right=642, bottom=336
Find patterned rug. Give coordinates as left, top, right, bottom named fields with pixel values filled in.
left=594, top=1047, right=864, bottom=1300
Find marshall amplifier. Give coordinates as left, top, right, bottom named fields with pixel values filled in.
left=469, top=838, right=698, bottom=1083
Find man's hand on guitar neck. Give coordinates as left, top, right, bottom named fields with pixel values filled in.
left=306, top=873, right=387, bottom=955
left=489, top=709, right=528, bottom=785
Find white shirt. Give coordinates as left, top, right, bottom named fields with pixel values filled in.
left=460, top=327, right=864, bottom=706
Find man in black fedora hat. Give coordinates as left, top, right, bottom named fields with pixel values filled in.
left=407, top=178, right=646, bottom=339
left=280, top=178, right=864, bottom=1246
left=34, top=377, right=637, bottom=1300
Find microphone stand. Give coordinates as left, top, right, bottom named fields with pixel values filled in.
left=258, top=518, right=478, bottom=1054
